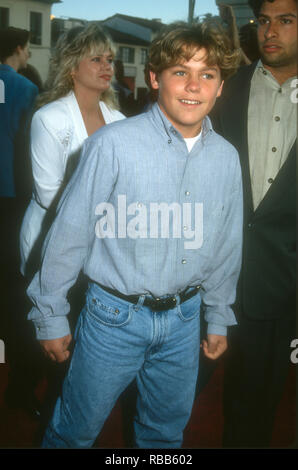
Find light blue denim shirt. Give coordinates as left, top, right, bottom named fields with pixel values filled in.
left=27, top=103, right=243, bottom=340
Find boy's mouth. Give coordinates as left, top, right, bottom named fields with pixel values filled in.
left=179, top=99, right=201, bottom=105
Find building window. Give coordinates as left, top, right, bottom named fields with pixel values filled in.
left=119, top=47, right=135, bottom=64
left=140, top=48, right=148, bottom=65
left=30, top=12, right=42, bottom=45
left=0, top=7, right=9, bottom=29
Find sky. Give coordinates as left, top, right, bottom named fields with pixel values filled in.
left=52, top=0, right=219, bottom=24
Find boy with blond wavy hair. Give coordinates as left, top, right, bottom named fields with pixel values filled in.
left=28, top=21, right=243, bottom=448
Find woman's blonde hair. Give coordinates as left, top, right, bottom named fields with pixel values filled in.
left=37, top=22, right=119, bottom=109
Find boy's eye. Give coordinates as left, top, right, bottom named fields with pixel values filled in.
left=202, top=73, right=214, bottom=79
left=174, top=71, right=186, bottom=76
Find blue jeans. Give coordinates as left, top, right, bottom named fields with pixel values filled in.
left=42, top=282, right=201, bottom=448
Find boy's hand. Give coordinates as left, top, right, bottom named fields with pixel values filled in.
left=39, top=334, right=72, bottom=363
left=201, top=334, right=227, bottom=360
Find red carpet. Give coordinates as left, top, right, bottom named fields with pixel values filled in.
left=0, top=357, right=295, bottom=449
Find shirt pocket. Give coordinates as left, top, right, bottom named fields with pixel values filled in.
left=86, top=293, right=132, bottom=327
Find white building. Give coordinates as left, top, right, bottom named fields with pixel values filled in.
left=0, top=0, right=60, bottom=81
left=101, top=14, right=164, bottom=100
left=1, top=2, right=164, bottom=97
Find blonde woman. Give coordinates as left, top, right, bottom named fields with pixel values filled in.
left=20, top=23, right=125, bottom=277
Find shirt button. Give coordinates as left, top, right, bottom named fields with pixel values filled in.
left=278, top=88, right=282, bottom=93
left=272, top=147, right=277, bottom=152
left=182, top=259, right=187, bottom=264
left=185, top=191, right=190, bottom=196
left=268, top=178, right=274, bottom=184
left=275, top=116, right=280, bottom=122
left=137, top=202, right=142, bottom=208
left=262, top=70, right=267, bottom=75
left=183, top=226, right=188, bottom=231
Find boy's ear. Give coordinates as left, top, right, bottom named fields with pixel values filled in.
left=149, top=70, right=159, bottom=90
left=216, top=80, right=224, bottom=98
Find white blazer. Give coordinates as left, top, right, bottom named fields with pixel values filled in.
left=20, top=91, right=125, bottom=276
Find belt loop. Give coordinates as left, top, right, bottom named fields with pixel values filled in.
left=135, top=294, right=145, bottom=311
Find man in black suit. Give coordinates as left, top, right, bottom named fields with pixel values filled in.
left=210, top=0, right=296, bottom=447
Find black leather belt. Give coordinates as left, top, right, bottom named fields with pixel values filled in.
left=95, top=283, right=201, bottom=312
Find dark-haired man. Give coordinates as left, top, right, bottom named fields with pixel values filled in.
left=211, top=0, right=297, bottom=447
left=0, top=27, right=38, bottom=199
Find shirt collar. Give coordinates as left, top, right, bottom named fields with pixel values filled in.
left=256, top=59, right=297, bottom=87
left=0, top=64, right=16, bottom=73
left=256, top=60, right=276, bottom=82
left=150, top=102, right=213, bottom=142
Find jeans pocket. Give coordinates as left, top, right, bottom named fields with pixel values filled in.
left=177, top=293, right=201, bottom=322
left=86, top=293, right=132, bottom=327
